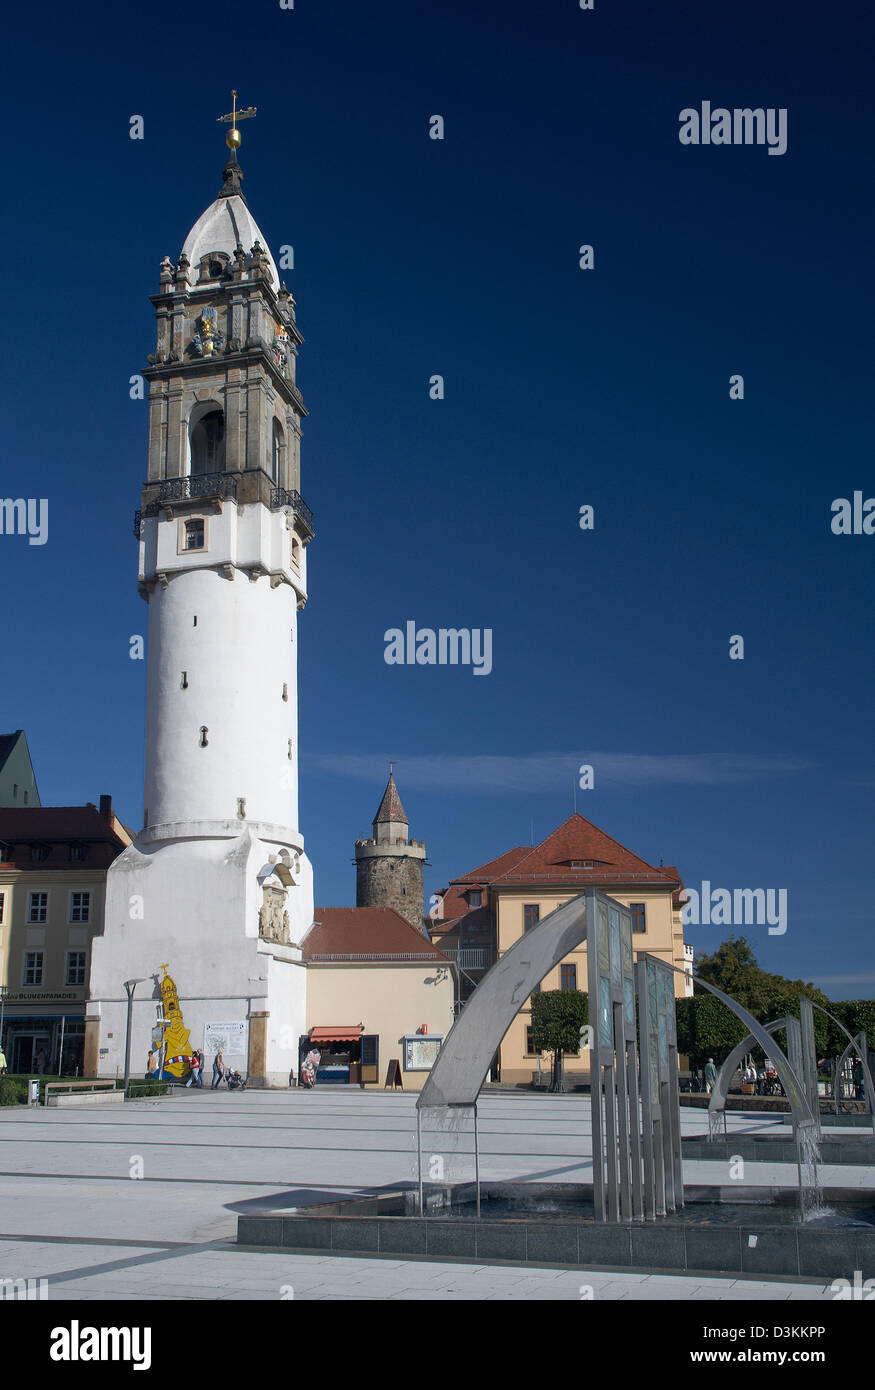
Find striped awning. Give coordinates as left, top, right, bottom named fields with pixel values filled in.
left=309, top=1026, right=363, bottom=1043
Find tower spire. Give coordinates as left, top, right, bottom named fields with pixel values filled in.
left=215, top=89, right=257, bottom=202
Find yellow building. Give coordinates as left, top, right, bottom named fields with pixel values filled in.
left=302, top=907, right=456, bottom=1091
left=0, top=798, right=131, bottom=1073
left=430, top=813, right=688, bottom=1085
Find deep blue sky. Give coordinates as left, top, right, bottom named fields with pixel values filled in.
left=1, top=0, right=872, bottom=996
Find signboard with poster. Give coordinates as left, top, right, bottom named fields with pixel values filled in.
left=204, top=1021, right=247, bottom=1058
left=403, top=1034, right=443, bottom=1071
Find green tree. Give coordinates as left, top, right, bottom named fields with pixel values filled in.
left=842, top=1001, right=875, bottom=1046
left=687, top=994, right=748, bottom=1062
left=531, top=990, right=588, bottom=1093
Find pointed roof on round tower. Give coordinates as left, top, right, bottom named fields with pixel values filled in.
left=373, top=772, right=408, bottom=827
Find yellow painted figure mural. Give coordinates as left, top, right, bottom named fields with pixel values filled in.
left=159, top=965, right=192, bottom=1079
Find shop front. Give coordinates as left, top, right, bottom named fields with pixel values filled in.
left=299, top=1026, right=380, bottom=1085
left=1, top=1006, right=86, bottom=1075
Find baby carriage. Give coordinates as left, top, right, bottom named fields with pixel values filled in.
left=226, top=1069, right=247, bottom=1091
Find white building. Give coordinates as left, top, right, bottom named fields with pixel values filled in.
left=86, top=132, right=314, bottom=1086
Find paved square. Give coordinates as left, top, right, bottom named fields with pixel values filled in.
left=0, top=1090, right=846, bottom=1300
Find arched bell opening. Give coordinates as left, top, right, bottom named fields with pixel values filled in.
left=189, top=403, right=225, bottom=477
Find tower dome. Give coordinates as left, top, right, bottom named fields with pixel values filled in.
left=181, top=187, right=280, bottom=292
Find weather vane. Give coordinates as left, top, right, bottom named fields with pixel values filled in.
left=217, top=89, right=257, bottom=151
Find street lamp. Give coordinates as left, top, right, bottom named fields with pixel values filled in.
left=0, top=985, right=7, bottom=1057
left=153, top=1017, right=171, bottom=1080
left=122, top=979, right=146, bottom=1099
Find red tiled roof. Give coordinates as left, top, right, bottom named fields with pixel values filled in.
left=305, top=907, right=450, bottom=960
left=440, top=814, right=679, bottom=895
left=373, top=774, right=407, bottom=826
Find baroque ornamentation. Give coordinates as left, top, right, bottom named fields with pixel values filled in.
left=192, top=306, right=224, bottom=358
left=259, top=884, right=291, bottom=944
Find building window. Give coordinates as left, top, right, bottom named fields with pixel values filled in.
left=570, top=859, right=594, bottom=868
left=30, top=844, right=49, bottom=863
left=184, top=519, right=205, bottom=551
left=560, top=963, right=577, bottom=991
left=190, top=408, right=225, bottom=476
left=28, top=892, right=48, bottom=923
left=525, top=1025, right=538, bottom=1055
left=272, top=418, right=284, bottom=484
left=0, top=892, right=4, bottom=923
left=12, top=784, right=17, bottom=798
left=68, top=844, right=86, bottom=862
left=468, top=890, right=482, bottom=907
left=23, top=790, right=28, bottom=804
left=523, top=904, right=540, bottom=932
left=66, top=952, right=87, bottom=987
left=70, top=892, right=91, bottom=924
left=24, top=952, right=43, bottom=986
left=630, top=902, right=646, bottom=933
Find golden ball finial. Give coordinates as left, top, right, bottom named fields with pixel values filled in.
left=226, top=127, right=242, bottom=150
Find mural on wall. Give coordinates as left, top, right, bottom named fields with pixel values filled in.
left=159, top=964, right=192, bottom=1079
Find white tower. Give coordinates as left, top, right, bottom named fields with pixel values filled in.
left=88, top=111, right=314, bottom=1085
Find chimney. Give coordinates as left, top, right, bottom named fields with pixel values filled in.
left=99, top=794, right=112, bottom=820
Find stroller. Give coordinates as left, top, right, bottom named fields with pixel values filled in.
left=226, top=1069, right=247, bottom=1091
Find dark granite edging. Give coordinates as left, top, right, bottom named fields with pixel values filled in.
left=237, top=1209, right=864, bottom=1280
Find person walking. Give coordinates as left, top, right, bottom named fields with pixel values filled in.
left=145, top=1050, right=159, bottom=1081
left=196, top=1049, right=205, bottom=1088
left=185, top=1052, right=201, bottom=1089
left=212, top=1049, right=225, bottom=1089
left=0, top=1047, right=7, bottom=1076
left=704, top=1057, right=718, bottom=1096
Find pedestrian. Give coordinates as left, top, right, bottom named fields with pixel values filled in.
left=185, top=1052, right=201, bottom=1089
left=704, top=1057, right=718, bottom=1096
left=854, top=1060, right=865, bottom=1101
left=0, top=1047, right=6, bottom=1076
left=196, top=1049, right=205, bottom=1088
left=145, top=1049, right=159, bottom=1081
left=212, top=1049, right=225, bottom=1089
left=36, top=1047, right=47, bottom=1075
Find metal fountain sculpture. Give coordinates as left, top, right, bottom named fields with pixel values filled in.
left=417, top=888, right=822, bottom=1221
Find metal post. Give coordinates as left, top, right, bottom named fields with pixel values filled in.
left=122, top=979, right=145, bottom=1099
left=0, top=985, right=6, bottom=1058
left=57, top=1013, right=66, bottom=1076
left=474, top=1102, right=481, bottom=1218
left=416, top=1107, right=423, bottom=1215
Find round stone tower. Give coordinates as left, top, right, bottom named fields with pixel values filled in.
left=355, top=773, right=427, bottom=930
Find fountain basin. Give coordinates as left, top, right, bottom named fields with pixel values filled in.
left=237, top=1182, right=875, bottom=1279
left=683, top=1134, right=875, bottom=1164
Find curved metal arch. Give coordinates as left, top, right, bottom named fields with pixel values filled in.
left=418, top=893, right=590, bottom=1108
left=417, top=892, right=817, bottom=1140
left=817, top=1004, right=875, bottom=1132
left=707, top=1017, right=789, bottom=1126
